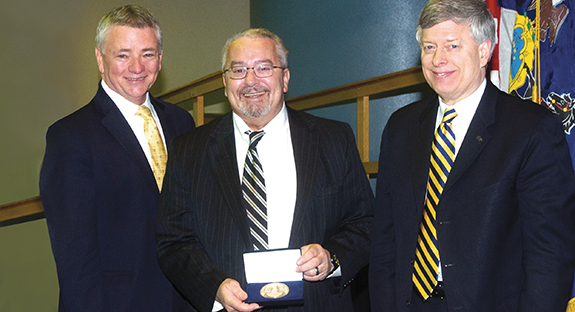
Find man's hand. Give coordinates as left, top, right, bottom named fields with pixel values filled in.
left=296, top=244, right=334, bottom=281
left=216, top=278, right=261, bottom=312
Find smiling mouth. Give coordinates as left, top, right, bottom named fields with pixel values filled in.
left=433, top=71, right=453, bottom=78
left=243, top=91, right=266, bottom=98
left=126, top=77, right=145, bottom=81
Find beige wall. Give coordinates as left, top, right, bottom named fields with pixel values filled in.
left=0, top=1, right=248, bottom=310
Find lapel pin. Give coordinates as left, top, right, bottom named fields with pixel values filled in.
left=476, top=135, right=483, bottom=142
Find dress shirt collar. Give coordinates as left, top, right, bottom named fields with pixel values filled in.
left=232, top=102, right=289, bottom=141
left=100, top=79, right=154, bottom=116
left=434, top=78, right=486, bottom=160
left=437, top=78, right=486, bottom=126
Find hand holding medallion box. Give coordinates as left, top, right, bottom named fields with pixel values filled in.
left=243, top=249, right=304, bottom=307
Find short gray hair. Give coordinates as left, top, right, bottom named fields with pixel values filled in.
left=221, top=28, right=288, bottom=71
left=96, top=5, right=162, bottom=53
left=416, top=0, right=497, bottom=55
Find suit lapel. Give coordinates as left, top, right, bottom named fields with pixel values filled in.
left=410, top=98, right=439, bottom=212
left=287, top=108, right=318, bottom=248
left=95, top=85, right=157, bottom=192
left=443, top=82, right=497, bottom=194
left=208, top=113, right=252, bottom=249
left=150, top=97, right=175, bottom=145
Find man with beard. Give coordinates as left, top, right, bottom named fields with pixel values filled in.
left=156, top=28, right=374, bottom=312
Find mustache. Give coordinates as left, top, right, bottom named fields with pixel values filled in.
left=239, top=85, right=270, bottom=94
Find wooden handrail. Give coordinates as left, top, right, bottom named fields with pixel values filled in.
left=286, top=67, right=426, bottom=111
left=158, top=71, right=224, bottom=125
left=1, top=66, right=426, bottom=226
left=0, top=196, right=44, bottom=227
left=158, top=71, right=224, bottom=104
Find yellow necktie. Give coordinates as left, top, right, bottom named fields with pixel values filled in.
left=136, top=105, right=167, bottom=190
left=413, top=108, right=457, bottom=300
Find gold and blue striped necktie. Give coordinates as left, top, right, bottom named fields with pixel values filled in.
left=413, top=107, right=457, bottom=300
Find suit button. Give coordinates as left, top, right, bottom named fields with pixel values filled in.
left=406, top=300, right=411, bottom=306
left=410, top=258, right=414, bottom=264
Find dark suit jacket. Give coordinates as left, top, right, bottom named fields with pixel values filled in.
left=40, top=83, right=195, bottom=312
left=156, top=107, right=374, bottom=312
left=369, top=81, right=575, bottom=311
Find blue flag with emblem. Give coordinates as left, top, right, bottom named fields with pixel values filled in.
left=494, top=0, right=575, bottom=310
left=497, top=0, right=575, bottom=169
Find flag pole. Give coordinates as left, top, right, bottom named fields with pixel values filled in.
left=533, top=0, right=541, bottom=104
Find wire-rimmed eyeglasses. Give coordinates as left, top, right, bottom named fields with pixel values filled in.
left=224, top=63, right=285, bottom=80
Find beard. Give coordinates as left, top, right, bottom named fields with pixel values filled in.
left=240, top=101, right=271, bottom=118
left=238, top=85, right=272, bottom=118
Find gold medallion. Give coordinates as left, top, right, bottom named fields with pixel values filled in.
left=260, top=282, right=290, bottom=299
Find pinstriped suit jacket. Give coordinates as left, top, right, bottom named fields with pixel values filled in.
left=156, top=107, right=374, bottom=312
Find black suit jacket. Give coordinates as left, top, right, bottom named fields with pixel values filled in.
left=40, top=83, right=195, bottom=312
left=156, top=107, right=374, bottom=312
left=369, top=81, right=575, bottom=311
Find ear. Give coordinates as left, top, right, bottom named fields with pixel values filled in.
left=222, top=73, right=228, bottom=97
left=479, top=40, right=492, bottom=68
left=282, top=68, right=290, bottom=93
left=158, top=51, right=163, bottom=71
left=95, top=47, right=104, bottom=74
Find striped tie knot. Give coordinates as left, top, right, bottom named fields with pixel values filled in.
left=247, top=130, right=265, bottom=149
left=441, top=107, right=457, bottom=124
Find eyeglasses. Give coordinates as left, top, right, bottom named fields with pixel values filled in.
left=224, top=63, right=285, bottom=80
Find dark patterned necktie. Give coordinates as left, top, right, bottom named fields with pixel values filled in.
left=241, top=130, right=268, bottom=250
left=413, top=108, right=457, bottom=300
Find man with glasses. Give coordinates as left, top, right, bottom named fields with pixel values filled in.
left=156, top=28, right=374, bottom=312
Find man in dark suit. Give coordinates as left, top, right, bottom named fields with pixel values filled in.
left=369, top=0, right=575, bottom=311
left=156, top=28, right=374, bottom=312
left=39, top=5, right=194, bottom=311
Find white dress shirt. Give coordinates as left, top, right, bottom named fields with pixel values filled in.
left=101, top=80, right=167, bottom=168
left=435, top=78, right=486, bottom=281
left=434, top=79, right=486, bottom=159
left=233, top=103, right=297, bottom=249
left=211, top=105, right=298, bottom=312
left=213, top=104, right=343, bottom=311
